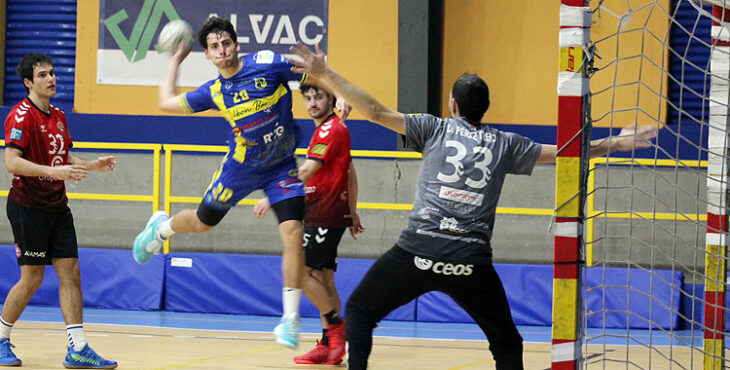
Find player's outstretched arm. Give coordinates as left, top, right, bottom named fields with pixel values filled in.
left=536, top=124, right=658, bottom=164
left=5, top=147, right=88, bottom=181
left=159, top=43, right=190, bottom=113
left=290, top=42, right=405, bottom=135
left=69, top=155, right=116, bottom=172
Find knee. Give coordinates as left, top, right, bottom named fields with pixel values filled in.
left=193, top=219, right=215, bottom=233
left=20, top=271, right=44, bottom=292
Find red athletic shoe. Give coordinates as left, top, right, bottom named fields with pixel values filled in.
left=293, top=340, right=329, bottom=364
left=326, top=320, right=346, bottom=365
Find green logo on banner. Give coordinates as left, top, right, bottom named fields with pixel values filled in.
left=103, top=0, right=182, bottom=63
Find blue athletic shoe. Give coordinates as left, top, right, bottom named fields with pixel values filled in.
left=0, top=338, right=21, bottom=366
left=62, top=344, right=117, bottom=369
left=133, top=210, right=169, bottom=264
left=274, top=313, right=300, bottom=349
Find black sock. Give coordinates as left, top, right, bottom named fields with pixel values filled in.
left=324, top=310, right=342, bottom=326
left=321, top=328, right=329, bottom=346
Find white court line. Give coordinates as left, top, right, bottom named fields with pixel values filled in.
left=129, top=334, right=153, bottom=338
left=43, top=333, right=65, bottom=336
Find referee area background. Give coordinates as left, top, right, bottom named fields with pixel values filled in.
left=0, top=0, right=718, bottom=368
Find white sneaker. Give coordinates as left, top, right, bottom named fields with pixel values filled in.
left=274, top=313, right=300, bottom=349
left=132, top=211, right=169, bottom=264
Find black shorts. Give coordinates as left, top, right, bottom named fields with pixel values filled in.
left=303, top=226, right=346, bottom=271
left=6, top=198, right=78, bottom=266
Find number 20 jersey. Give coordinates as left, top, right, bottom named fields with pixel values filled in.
left=4, top=98, right=71, bottom=209
left=397, top=114, right=542, bottom=264
left=180, top=50, right=306, bottom=169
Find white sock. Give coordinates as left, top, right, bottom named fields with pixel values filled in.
left=0, top=317, right=13, bottom=339
left=282, top=287, right=301, bottom=316
left=66, top=324, right=87, bottom=351
left=158, top=219, right=175, bottom=239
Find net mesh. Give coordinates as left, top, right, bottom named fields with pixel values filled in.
left=581, top=0, right=729, bottom=368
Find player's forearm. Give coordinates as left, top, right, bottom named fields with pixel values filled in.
left=348, top=163, right=359, bottom=212
left=5, top=155, right=55, bottom=178
left=589, top=136, right=620, bottom=158
left=320, top=69, right=398, bottom=132
left=69, top=155, right=98, bottom=171
left=159, top=59, right=182, bottom=110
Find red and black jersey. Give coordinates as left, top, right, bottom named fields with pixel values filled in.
left=304, top=114, right=353, bottom=228
left=4, top=98, right=71, bottom=209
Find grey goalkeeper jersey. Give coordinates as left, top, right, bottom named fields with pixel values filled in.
left=397, top=114, right=542, bottom=264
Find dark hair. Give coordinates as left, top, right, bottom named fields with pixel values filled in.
left=197, top=16, right=237, bottom=49
left=300, top=84, right=336, bottom=106
left=451, top=73, right=490, bottom=124
left=17, top=54, right=53, bottom=93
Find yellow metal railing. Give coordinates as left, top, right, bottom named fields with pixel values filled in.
left=162, top=144, right=554, bottom=215
left=0, top=140, right=162, bottom=212
left=585, top=157, right=708, bottom=265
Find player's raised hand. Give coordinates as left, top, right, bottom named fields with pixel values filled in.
left=53, top=165, right=89, bottom=181
left=95, top=156, right=116, bottom=172
left=336, top=98, right=352, bottom=122
left=253, top=197, right=271, bottom=220
left=289, top=42, right=328, bottom=78
left=171, top=41, right=191, bottom=64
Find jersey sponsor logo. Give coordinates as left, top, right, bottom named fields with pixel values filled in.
left=413, top=256, right=474, bottom=276
left=278, top=177, right=302, bottom=189
left=305, top=185, right=316, bottom=193
left=438, top=186, right=484, bottom=206
left=310, top=143, right=327, bottom=155
left=223, top=83, right=288, bottom=122
left=255, top=50, right=275, bottom=64
left=15, top=244, right=21, bottom=258
left=57, top=120, right=65, bottom=132
left=413, top=256, right=433, bottom=270
left=24, top=251, right=47, bottom=258
left=10, top=128, right=23, bottom=141
left=439, top=217, right=468, bottom=233
left=263, top=125, right=286, bottom=143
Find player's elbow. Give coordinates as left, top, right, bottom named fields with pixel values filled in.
left=365, top=103, right=388, bottom=124
left=298, top=170, right=312, bottom=183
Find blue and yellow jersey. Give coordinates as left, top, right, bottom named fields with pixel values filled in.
left=180, top=50, right=307, bottom=168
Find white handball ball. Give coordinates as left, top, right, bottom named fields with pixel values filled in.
left=157, top=20, right=194, bottom=54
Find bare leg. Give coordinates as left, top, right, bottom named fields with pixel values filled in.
left=302, top=268, right=335, bottom=323
left=278, top=220, right=304, bottom=289
left=1, top=266, right=45, bottom=323
left=169, top=209, right=215, bottom=234
left=52, top=258, right=83, bottom=325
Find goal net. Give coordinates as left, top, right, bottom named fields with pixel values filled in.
left=554, top=0, right=730, bottom=369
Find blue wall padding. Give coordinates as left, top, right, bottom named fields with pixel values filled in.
left=416, top=264, right=554, bottom=325
left=0, top=245, right=165, bottom=310
left=164, top=253, right=416, bottom=321
left=0, top=245, right=709, bottom=330
left=584, top=267, right=683, bottom=329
